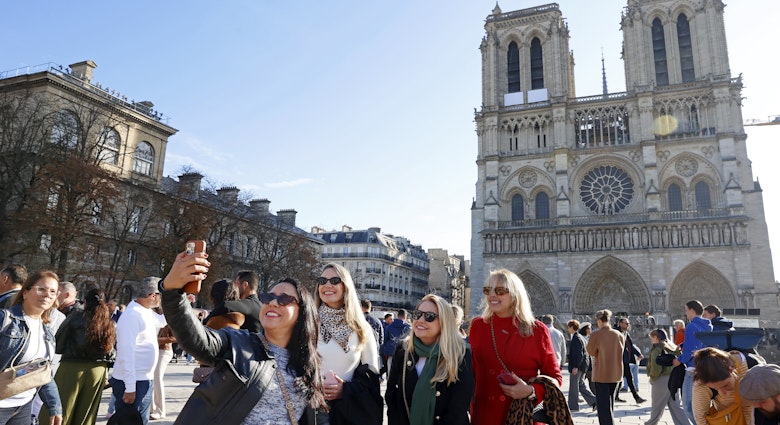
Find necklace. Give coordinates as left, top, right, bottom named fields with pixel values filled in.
left=257, top=333, right=298, bottom=425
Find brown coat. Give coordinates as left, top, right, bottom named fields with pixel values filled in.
left=586, top=326, right=625, bottom=383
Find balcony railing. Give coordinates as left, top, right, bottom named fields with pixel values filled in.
left=488, top=208, right=735, bottom=230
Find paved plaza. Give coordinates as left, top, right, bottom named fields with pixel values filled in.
left=94, top=360, right=682, bottom=424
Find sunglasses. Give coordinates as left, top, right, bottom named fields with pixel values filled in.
left=483, top=286, right=510, bottom=296
left=259, top=292, right=299, bottom=306
left=411, top=310, right=439, bottom=322
left=316, top=276, right=343, bottom=286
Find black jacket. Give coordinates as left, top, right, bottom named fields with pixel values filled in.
left=568, top=332, right=590, bottom=373
left=205, top=294, right=263, bottom=333
left=161, top=289, right=314, bottom=425
left=385, top=345, right=474, bottom=425
left=622, top=332, right=641, bottom=364
left=55, top=310, right=114, bottom=362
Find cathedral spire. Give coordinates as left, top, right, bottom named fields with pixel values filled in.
left=601, top=48, right=608, bottom=96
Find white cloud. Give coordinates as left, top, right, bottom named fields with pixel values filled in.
left=264, top=178, right=314, bottom=189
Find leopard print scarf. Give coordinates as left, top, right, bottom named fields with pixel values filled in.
left=319, top=304, right=352, bottom=353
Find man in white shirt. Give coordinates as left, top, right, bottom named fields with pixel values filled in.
left=542, top=314, right=567, bottom=368
left=110, top=277, right=166, bottom=425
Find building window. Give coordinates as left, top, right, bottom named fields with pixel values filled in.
left=40, top=234, right=51, bottom=251
left=579, top=165, right=635, bottom=215
left=132, top=141, right=154, bottom=175
left=228, top=233, right=236, bottom=255
left=92, top=200, right=103, bottom=225
left=50, top=110, right=79, bottom=147
left=695, top=181, right=712, bottom=210
left=511, top=194, right=524, bottom=221
left=127, top=249, right=137, bottom=266
left=530, top=38, right=544, bottom=90
left=535, top=192, right=550, bottom=219
left=47, top=191, right=59, bottom=211
left=652, top=18, right=668, bottom=86
left=668, top=184, right=683, bottom=211
left=507, top=41, right=521, bottom=93
left=129, top=207, right=142, bottom=233
left=97, top=128, right=120, bottom=164
left=677, top=14, right=695, bottom=82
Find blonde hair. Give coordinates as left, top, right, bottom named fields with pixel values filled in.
left=402, top=294, right=466, bottom=385
left=316, top=263, right=371, bottom=349
left=480, top=269, right=535, bottom=337
left=673, top=319, right=685, bottom=329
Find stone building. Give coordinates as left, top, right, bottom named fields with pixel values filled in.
left=470, top=0, right=778, bottom=339
left=427, top=248, right=470, bottom=316
left=313, top=226, right=429, bottom=309
left=0, top=60, right=322, bottom=298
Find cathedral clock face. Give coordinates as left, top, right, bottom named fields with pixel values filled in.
left=579, top=165, right=634, bottom=214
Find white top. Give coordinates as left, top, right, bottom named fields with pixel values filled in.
left=318, top=331, right=380, bottom=382
left=112, top=300, right=166, bottom=393
left=547, top=324, right=567, bottom=366
left=0, top=315, right=49, bottom=408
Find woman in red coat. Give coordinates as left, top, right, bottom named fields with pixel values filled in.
left=470, top=269, right=562, bottom=425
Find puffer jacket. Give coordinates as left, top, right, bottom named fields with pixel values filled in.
left=0, top=304, right=62, bottom=415
left=161, top=289, right=314, bottom=425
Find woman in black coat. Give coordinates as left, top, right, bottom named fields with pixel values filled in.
left=385, top=294, right=474, bottom=425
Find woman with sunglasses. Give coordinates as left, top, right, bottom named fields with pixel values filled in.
left=385, top=294, right=474, bottom=425
left=315, top=263, right=382, bottom=425
left=0, top=271, right=62, bottom=425
left=157, top=251, right=326, bottom=424
left=469, top=269, right=563, bottom=425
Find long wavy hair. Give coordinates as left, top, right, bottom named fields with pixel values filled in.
left=83, top=287, right=116, bottom=356
left=315, top=263, right=371, bottom=349
left=277, top=278, right=326, bottom=410
left=13, top=270, right=59, bottom=324
left=480, top=269, right=536, bottom=337
left=402, top=294, right=466, bottom=385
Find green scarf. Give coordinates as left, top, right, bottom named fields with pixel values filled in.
left=410, top=336, right=440, bottom=425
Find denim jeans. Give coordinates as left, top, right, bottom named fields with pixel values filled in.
left=110, top=377, right=154, bottom=425
left=0, top=400, right=32, bottom=425
left=682, top=370, right=695, bottom=424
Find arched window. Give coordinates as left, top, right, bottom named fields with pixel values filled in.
left=668, top=183, right=683, bottom=211
left=695, top=181, right=711, bottom=211
left=133, top=141, right=154, bottom=175
left=652, top=18, right=668, bottom=86
left=511, top=194, right=524, bottom=221
left=50, top=110, right=79, bottom=147
left=507, top=41, right=521, bottom=93
left=97, top=128, right=120, bottom=164
left=530, top=38, right=544, bottom=90
left=535, top=192, right=549, bottom=219
left=677, top=14, right=695, bottom=82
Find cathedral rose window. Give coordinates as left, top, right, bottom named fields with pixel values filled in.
left=579, top=165, right=634, bottom=214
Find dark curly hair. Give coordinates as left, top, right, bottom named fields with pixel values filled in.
left=274, top=278, right=325, bottom=409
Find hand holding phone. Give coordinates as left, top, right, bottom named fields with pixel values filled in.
left=498, top=371, right=518, bottom=385
left=324, top=370, right=338, bottom=386
left=183, top=240, right=206, bottom=294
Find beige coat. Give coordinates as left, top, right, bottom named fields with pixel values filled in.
left=586, top=326, right=625, bottom=383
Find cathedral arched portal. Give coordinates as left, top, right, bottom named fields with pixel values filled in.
left=669, top=261, right=736, bottom=319
left=519, top=270, right=557, bottom=316
left=572, top=256, right=651, bottom=316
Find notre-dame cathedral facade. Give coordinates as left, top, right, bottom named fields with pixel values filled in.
left=469, top=0, right=779, bottom=343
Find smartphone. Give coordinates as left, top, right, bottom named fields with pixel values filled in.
left=498, top=371, right=518, bottom=385
left=183, top=240, right=206, bottom=294
left=324, top=370, right=338, bottom=386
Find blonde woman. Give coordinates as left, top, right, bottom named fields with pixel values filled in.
left=469, top=269, right=562, bottom=425
left=385, top=294, right=474, bottom=425
left=316, top=263, right=382, bottom=425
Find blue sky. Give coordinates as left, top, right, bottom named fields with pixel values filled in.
left=3, top=1, right=779, bottom=276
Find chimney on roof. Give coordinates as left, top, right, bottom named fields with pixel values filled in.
left=311, top=226, right=325, bottom=234
left=178, top=172, right=203, bottom=200
left=277, top=209, right=297, bottom=227
left=368, top=227, right=381, bottom=233
left=69, top=60, right=97, bottom=83
left=217, top=186, right=240, bottom=204
left=249, top=198, right=271, bottom=214
left=341, top=225, right=352, bottom=232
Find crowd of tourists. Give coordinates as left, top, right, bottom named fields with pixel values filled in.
left=1, top=258, right=779, bottom=425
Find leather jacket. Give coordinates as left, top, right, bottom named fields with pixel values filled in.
left=55, top=310, right=115, bottom=362
left=0, top=305, right=62, bottom=415
left=161, top=289, right=314, bottom=425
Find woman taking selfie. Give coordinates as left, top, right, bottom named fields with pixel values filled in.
left=315, top=263, right=382, bottom=425
left=469, top=269, right=563, bottom=425
left=159, top=250, right=325, bottom=424
left=385, top=294, right=474, bottom=425
left=0, top=271, right=62, bottom=425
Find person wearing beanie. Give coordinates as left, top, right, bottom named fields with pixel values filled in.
left=739, top=364, right=780, bottom=424
left=645, top=329, right=687, bottom=425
